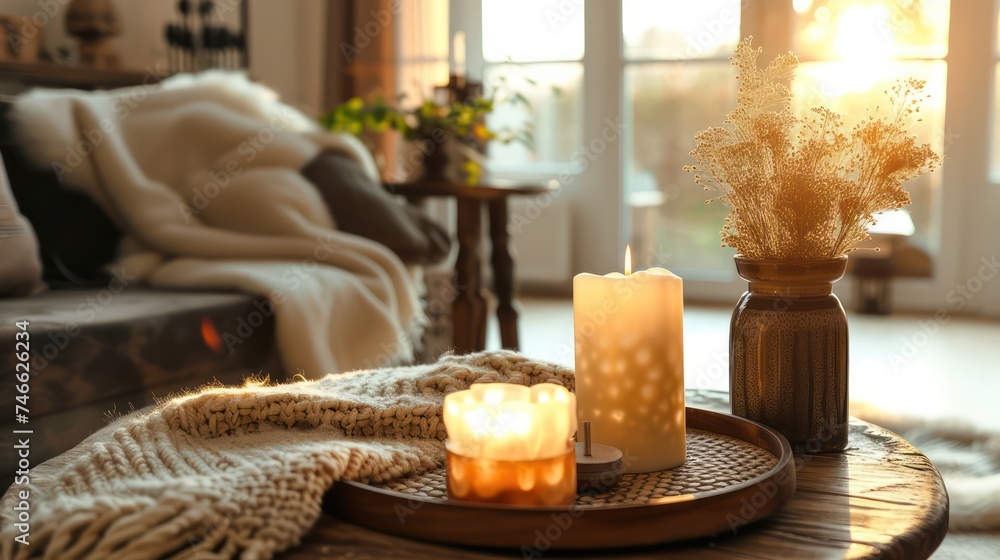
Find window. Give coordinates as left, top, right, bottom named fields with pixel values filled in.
left=459, top=0, right=991, bottom=310
left=789, top=0, right=949, bottom=254
left=480, top=0, right=584, bottom=168
left=623, top=0, right=949, bottom=274
left=397, top=0, right=450, bottom=105
left=623, top=0, right=742, bottom=273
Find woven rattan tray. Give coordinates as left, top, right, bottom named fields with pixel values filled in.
left=324, top=407, right=795, bottom=550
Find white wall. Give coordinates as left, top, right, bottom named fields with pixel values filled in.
left=0, top=0, right=326, bottom=115
left=246, top=0, right=326, bottom=115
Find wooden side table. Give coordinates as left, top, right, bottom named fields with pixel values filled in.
left=385, top=180, right=553, bottom=354
left=291, top=390, right=949, bottom=559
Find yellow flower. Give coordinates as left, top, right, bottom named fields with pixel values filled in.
left=472, top=123, right=494, bottom=140
left=345, top=97, right=364, bottom=111
left=462, top=161, right=481, bottom=186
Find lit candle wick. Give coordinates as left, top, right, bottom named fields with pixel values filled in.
left=624, top=245, right=632, bottom=276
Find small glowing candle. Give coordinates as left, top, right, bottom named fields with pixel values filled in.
left=443, top=383, right=577, bottom=505
left=573, top=245, right=686, bottom=473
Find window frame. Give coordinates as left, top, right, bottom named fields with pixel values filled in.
left=452, top=0, right=999, bottom=314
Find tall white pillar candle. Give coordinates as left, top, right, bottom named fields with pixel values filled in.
left=573, top=247, right=686, bottom=473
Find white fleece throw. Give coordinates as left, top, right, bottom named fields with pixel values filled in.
left=0, top=351, right=574, bottom=559
left=12, top=72, right=422, bottom=376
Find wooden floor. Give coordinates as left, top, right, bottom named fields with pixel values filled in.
left=488, top=298, right=1000, bottom=560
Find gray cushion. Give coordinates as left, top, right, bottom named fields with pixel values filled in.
left=301, top=150, right=450, bottom=265
left=1, top=100, right=122, bottom=287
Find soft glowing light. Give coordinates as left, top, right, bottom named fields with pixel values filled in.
left=802, top=21, right=827, bottom=45
left=574, top=264, right=686, bottom=473
left=793, top=0, right=814, bottom=14
left=443, top=383, right=576, bottom=461
left=483, top=0, right=583, bottom=62
left=796, top=0, right=950, bottom=61
left=622, top=0, right=741, bottom=58
left=833, top=4, right=892, bottom=61
left=452, top=31, right=466, bottom=77
left=869, top=209, right=916, bottom=236
left=797, top=2, right=899, bottom=95
left=445, top=384, right=579, bottom=506
left=802, top=59, right=895, bottom=97
left=625, top=245, right=632, bottom=276
left=200, top=317, right=223, bottom=354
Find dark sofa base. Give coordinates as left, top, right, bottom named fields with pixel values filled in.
left=1, top=288, right=283, bottom=487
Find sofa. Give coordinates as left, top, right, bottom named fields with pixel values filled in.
left=0, top=96, right=288, bottom=482
left=0, top=290, right=282, bottom=481
left=0, top=79, right=454, bottom=486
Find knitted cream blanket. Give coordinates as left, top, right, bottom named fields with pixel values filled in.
left=0, top=351, right=574, bottom=559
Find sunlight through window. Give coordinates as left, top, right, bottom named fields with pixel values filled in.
left=481, top=0, right=584, bottom=166
left=792, top=0, right=949, bottom=252
left=622, top=0, right=741, bottom=60
left=793, top=0, right=949, bottom=60
left=623, top=0, right=741, bottom=272
left=482, top=0, right=584, bottom=63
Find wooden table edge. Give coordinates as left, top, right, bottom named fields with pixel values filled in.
left=383, top=180, right=555, bottom=199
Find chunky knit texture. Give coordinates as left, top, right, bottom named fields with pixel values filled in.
left=0, top=351, right=574, bottom=559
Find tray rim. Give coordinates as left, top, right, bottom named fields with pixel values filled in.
left=325, top=407, right=796, bottom=550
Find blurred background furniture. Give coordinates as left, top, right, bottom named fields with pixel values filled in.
left=0, top=84, right=283, bottom=481
left=65, top=0, right=123, bottom=69
left=164, top=0, right=249, bottom=73
left=849, top=210, right=933, bottom=315
left=0, top=0, right=250, bottom=93
left=0, top=44, right=403, bottom=484
left=386, top=180, right=552, bottom=353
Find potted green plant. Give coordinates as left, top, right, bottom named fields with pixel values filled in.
left=320, top=91, right=531, bottom=185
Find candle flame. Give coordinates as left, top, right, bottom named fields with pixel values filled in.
left=625, top=245, right=632, bottom=276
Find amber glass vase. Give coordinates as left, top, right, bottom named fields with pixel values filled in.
left=730, top=256, right=849, bottom=453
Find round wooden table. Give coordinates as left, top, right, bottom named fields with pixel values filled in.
left=288, top=390, right=948, bottom=559
left=384, top=180, right=554, bottom=354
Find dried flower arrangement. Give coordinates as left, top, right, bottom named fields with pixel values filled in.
left=683, top=37, right=941, bottom=260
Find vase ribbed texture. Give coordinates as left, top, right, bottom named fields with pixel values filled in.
left=729, top=256, right=849, bottom=453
